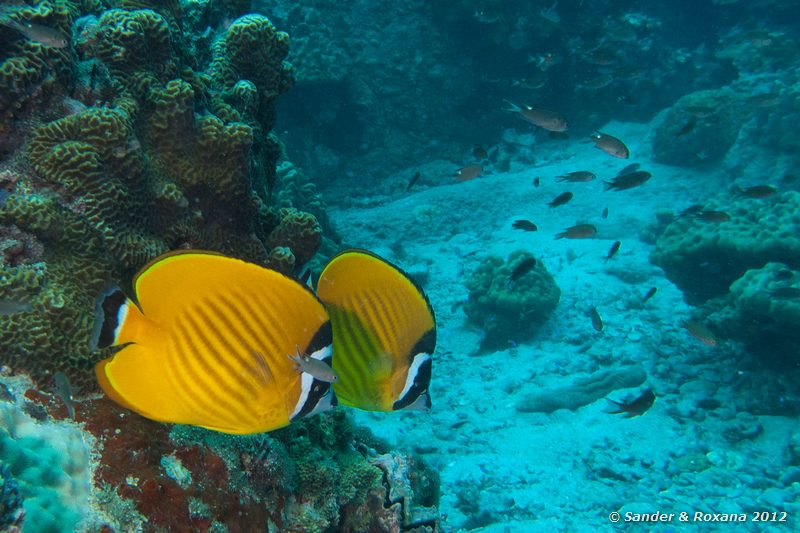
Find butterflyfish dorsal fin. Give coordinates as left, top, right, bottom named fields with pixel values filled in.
left=317, top=250, right=436, bottom=412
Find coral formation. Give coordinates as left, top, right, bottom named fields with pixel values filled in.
left=701, top=263, right=800, bottom=367
left=0, top=371, right=441, bottom=532
left=464, top=250, right=560, bottom=349
left=650, top=191, right=800, bottom=304
left=0, top=376, right=95, bottom=532
left=516, top=366, right=647, bottom=413
left=0, top=463, right=24, bottom=532
left=729, top=263, right=800, bottom=327
left=0, top=3, right=326, bottom=390
left=0, top=180, right=117, bottom=388
left=652, top=89, right=745, bottom=166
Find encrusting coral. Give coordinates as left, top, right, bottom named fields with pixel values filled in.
left=464, top=250, right=561, bottom=349
left=652, top=89, right=745, bottom=166
left=650, top=191, right=800, bottom=304
left=701, top=262, right=800, bottom=366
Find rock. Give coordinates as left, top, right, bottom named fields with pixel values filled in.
left=516, top=366, right=647, bottom=413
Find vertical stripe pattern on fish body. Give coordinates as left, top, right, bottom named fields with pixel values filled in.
left=317, top=250, right=436, bottom=412
left=93, top=251, right=334, bottom=434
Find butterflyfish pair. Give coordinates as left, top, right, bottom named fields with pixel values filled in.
left=92, top=249, right=436, bottom=434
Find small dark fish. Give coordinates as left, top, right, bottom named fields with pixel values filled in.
left=0, top=383, right=14, bottom=403
left=510, top=257, right=537, bottom=281
left=455, top=164, right=483, bottom=182
left=601, top=207, right=609, bottom=219
left=616, top=163, right=639, bottom=176
left=556, top=171, right=595, bottom=182
left=580, top=74, right=614, bottom=90
left=734, top=185, right=777, bottom=199
left=473, top=145, right=488, bottom=159
left=549, top=191, right=573, bottom=208
left=504, top=100, right=568, bottom=132
left=89, top=63, right=98, bottom=94
left=54, top=371, right=75, bottom=419
left=606, top=389, right=655, bottom=418
left=675, top=116, right=697, bottom=137
left=604, top=241, right=621, bottom=263
left=548, top=131, right=569, bottom=140
left=533, top=177, right=541, bottom=187
left=407, top=171, right=421, bottom=191
left=589, top=306, right=603, bottom=332
left=643, top=287, right=657, bottom=302
left=748, top=93, right=781, bottom=108
left=555, top=223, right=597, bottom=240
left=512, top=73, right=547, bottom=89
left=0, top=299, right=31, bottom=316
left=604, top=171, right=651, bottom=191
left=684, top=105, right=714, bottom=118
left=693, top=210, right=730, bottom=222
left=677, top=204, right=704, bottom=219
left=512, top=219, right=538, bottom=232
left=682, top=319, right=717, bottom=347
left=590, top=132, right=630, bottom=159
left=759, top=287, right=800, bottom=300
left=774, top=270, right=794, bottom=281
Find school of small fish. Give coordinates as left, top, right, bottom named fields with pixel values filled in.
left=396, top=45, right=789, bottom=419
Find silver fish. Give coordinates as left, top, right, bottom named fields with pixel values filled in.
left=54, top=371, right=75, bottom=419
left=1, top=19, right=69, bottom=48
left=289, top=348, right=339, bottom=383
left=0, top=299, right=31, bottom=316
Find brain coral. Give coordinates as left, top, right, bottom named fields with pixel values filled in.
left=0, top=3, right=325, bottom=391
left=650, top=191, right=800, bottom=304
left=464, top=250, right=561, bottom=349
left=0, top=2, right=74, bottom=114
left=209, top=14, right=294, bottom=131
left=27, top=107, right=168, bottom=268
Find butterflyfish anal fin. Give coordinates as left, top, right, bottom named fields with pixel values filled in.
left=317, top=249, right=437, bottom=412
left=94, top=250, right=332, bottom=434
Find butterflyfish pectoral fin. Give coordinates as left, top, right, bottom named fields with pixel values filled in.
left=93, top=250, right=333, bottom=434
left=317, top=249, right=437, bottom=412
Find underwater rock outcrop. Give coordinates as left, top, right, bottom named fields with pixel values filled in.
left=516, top=366, right=647, bottom=414
left=0, top=3, right=326, bottom=390
left=464, top=250, right=560, bottom=349
left=652, top=89, right=745, bottom=166
left=701, top=263, right=800, bottom=366
left=650, top=191, right=800, bottom=304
